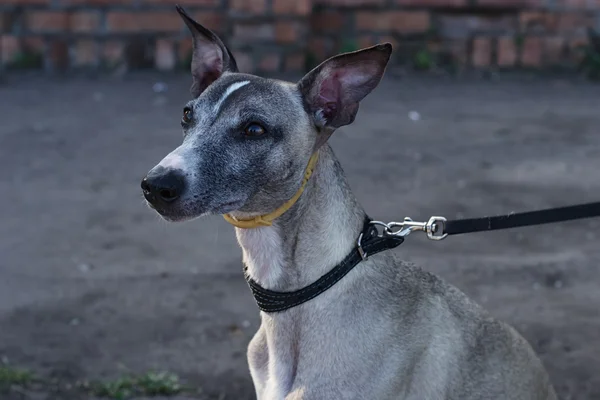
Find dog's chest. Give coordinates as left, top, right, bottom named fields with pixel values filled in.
left=249, top=313, right=303, bottom=399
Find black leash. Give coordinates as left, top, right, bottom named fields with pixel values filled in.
left=443, top=201, right=600, bottom=236
left=245, top=201, right=600, bottom=313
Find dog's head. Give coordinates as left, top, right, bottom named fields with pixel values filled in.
left=141, top=6, right=392, bottom=222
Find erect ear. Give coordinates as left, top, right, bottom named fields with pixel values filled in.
left=176, top=5, right=238, bottom=98
left=298, top=43, right=392, bottom=148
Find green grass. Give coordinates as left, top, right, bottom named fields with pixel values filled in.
left=91, top=371, right=183, bottom=399
left=578, top=28, right=600, bottom=81
left=8, top=51, right=44, bottom=70
left=413, top=48, right=434, bottom=71
left=0, top=364, right=191, bottom=399
left=0, top=366, right=36, bottom=386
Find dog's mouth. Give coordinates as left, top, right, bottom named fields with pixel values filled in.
left=144, top=196, right=247, bottom=222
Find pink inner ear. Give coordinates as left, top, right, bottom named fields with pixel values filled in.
left=317, top=71, right=342, bottom=122
left=202, top=47, right=223, bottom=73
left=191, top=41, right=224, bottom=93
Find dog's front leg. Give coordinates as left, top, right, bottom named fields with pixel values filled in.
left=248, top=326, right=269, bottom=399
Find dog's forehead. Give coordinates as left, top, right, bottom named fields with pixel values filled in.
left=194, top=73, right=298, bottom=115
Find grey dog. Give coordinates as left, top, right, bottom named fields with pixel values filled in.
left=141, top=6, right=557, bottom=400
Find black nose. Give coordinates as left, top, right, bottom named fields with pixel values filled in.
left=141, top=167, right=186, bottom=206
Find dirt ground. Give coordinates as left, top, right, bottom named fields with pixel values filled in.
left=0, top=72, right=599, bottom=400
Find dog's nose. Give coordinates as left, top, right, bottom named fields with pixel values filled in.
left=141, top=167, right=186, bottom=205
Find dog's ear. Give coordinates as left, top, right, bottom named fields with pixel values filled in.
left=298, top=43, right=392, bottom=148
left=176, top=5, right=238, bottom=98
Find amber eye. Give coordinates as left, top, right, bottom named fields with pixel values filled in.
left=182, top=107, right=193, bottom=124
left=244, top=123, right=265, bottom=137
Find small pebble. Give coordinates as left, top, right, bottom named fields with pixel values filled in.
left=408, top=111, right=421, bottom=121
left=153, top=82, right=169, bottom=93
left=77, top=263, right=92, bottom=273
left=553, top=280, right=563, bottom=289
left=70, top=318, right=80, bottom=326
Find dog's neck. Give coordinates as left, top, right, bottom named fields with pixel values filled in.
left=233, top=145, right=366, bottom=292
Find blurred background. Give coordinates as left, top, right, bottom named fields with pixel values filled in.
left=1, top=0, right=600, bottom=399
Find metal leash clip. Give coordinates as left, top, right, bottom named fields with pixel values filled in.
left=357, top=216, right=448, bottom=261
left=383, top=216, right=448, bottom=241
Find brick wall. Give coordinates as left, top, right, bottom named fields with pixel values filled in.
left=311, top=0, right=600, bottom=71
left=1, top=0, right=599, bottom=74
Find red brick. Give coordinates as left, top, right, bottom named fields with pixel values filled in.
left=308, top=37, right=333, bottom=60
left=60, top=0, right=129, bottom=4
left=497, top=37, right=517, bottom=67
left=258, top=53, right=280, bottom=72
left=230, top=0, right=267, bottom=15
left=284, top=53, right=305, bottom=72
left=544, top=36, right=565, bottom=64
left=438, top=14, right=516, bottom=39
left=69, top=12, right=101, bottom=33
left=557, top=13, right=593, bottom=34
left=321, top=0, right=384, bottom=5
left=472, top=37, right=491, bottom=67
left=396, top=0, right=466, bottom=6
left=2, top=0, right=49, bottom=4
left=233, top=23, right=275, bottom=41
left=391, top=12, right=431, bottom=34
left=155, top=38, right=176, bottom=70
left=275, top=22, right=299, bottom=44
left=74, top=40, right=97, bottom=66
left=519, top=11, right=558, bottom=33
left=142, top=0, right=219, bottom=5
left=102, top=40, right=125, bottom=66
left=477, top=0, right=540, bottom=7
left=311, top=11, right=344, bottom=34
left=521, top=36, right=542, bottom=66
left=192, top=12, right=224, bottom=33
left=106, top=12, right=182, bottom=33
left=49, top=39, right=69, bottom=71
left=23, top=37, right=45, bottom=53
left=273, top=0, right=311, bottom=16
left=358, top=35, right=378, bottom=49
left=356, top=11, right=430, bottom=34
left=0, top=35, right=20, bottom=65
left=26, top=11, right=69, bottom=32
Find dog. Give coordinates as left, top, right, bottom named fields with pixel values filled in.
left=141, top=6, right=557, bottom=400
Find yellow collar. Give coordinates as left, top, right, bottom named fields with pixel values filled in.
left=222, top=152, right=319, bottom=229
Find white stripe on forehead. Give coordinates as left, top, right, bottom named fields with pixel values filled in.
left=213, top=80, right=250, bottom=113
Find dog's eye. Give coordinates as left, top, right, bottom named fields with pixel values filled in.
left=244, top=123, right=265, bottom=137
left=182, top=107, right=193, bottom=124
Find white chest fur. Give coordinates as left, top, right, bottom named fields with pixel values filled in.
left=236, top=225, right=286, bottom=288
